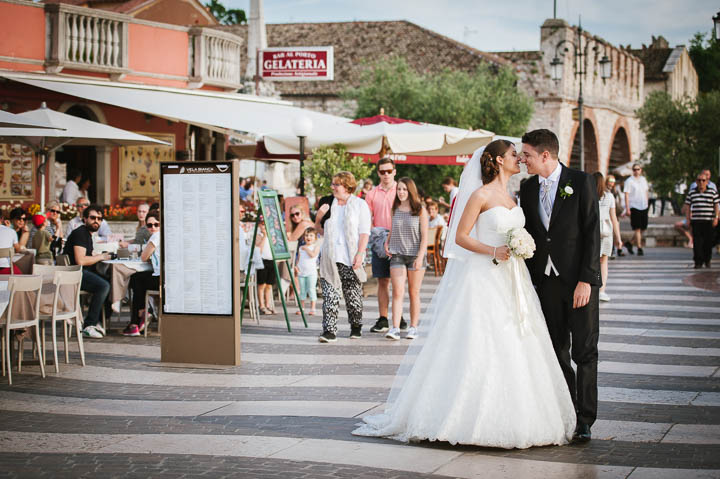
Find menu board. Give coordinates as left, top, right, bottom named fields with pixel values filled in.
left=119, top=133, right=174, bottom=198
left=0, top=143, right=34, bottom=199
left=258, top=190, right=291, bottom=260
left=161, top=162, right=233, bottom=315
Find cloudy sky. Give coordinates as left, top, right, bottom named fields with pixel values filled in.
left=227, top=0, right=717, bottom=52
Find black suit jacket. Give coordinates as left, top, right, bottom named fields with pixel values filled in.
left=519, top=164, right=602, bottom=288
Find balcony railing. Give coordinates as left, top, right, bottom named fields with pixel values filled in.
left=41, top=4, right=243, bottom=89
left=45, top=3, right=129, bottom=77
left=189, top=27, right=243, bottom=89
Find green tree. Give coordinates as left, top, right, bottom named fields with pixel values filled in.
left=205, top=0, right=247, bottom=25
left=304, top=144, right=374, bottom=197
left=343, top=56, right=533, bottom=201
left=689, top=32, right=720, bottom=93
left=345, top=56, right=534, bottom=135
left=637, top=90, right=720, bottom=200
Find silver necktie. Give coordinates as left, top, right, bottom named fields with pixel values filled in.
left=541, top=181, right=553, bottom=218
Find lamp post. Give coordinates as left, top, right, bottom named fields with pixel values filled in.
left=292, top=116, right=313, bottom=196
left=713, top=11, right=720, bottom=40
left=550, top=20, right=612, bottom=171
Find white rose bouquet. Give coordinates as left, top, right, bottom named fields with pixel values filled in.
left=506, top=227, right=536, bottom=260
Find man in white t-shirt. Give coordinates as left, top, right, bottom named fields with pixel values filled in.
left=0, top=224, right=20, bottom=274
left=61, top=169, right=82, bottom=205
left=623, top=163, right=650, bottom=256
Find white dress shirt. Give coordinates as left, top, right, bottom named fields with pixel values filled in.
left=538, top=162, right=562, bottom=276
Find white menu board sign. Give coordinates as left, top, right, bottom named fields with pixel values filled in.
left=161, top=163, right=233, bottom=315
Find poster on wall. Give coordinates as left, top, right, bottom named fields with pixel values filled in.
left=119, top=133, right=174, bottom=198
left=0, top=143, right=34, bottom=199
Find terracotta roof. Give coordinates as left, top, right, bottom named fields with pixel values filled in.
left=628, top=47, right=672, bottom=81
left=216, top=21, right=508, bottom=96
left=495, top=51, right=543, bottom=62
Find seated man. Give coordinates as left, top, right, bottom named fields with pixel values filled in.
left=63, top=204, right=112, bottom=339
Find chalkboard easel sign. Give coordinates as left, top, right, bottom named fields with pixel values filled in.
left=258, top=191, right=291, bottom=260
left=241, top=190, right=307, bottom=332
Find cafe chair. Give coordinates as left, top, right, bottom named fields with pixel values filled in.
left=0, top=248, right=15, bottom=275
left=38, top=270, right=85, bottom=372
left=425, top=227, right=439, bottom=275
left=144, top=289, right=161, bottom=338
left=31, top=264, right=81, bottom=351
left=1, top=275, right=45, bottom=385
left=55, top=254, right=70, bottom=266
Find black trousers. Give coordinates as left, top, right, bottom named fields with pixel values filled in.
left=129, top=271, right=160, bottom=325
left=691, top=220, right=714, bottom=266
left=537, top=274, right=599, bottom=427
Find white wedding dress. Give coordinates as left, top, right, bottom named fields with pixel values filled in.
left=353, top=206, right=576, bottom=449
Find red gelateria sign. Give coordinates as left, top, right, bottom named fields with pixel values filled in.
left=259, top=47, right=334, bottom=81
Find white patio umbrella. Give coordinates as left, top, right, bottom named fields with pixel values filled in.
left=0, top=103, right=168, bottom=208
left=262, top=114, right=494, bottom=157
left=0, top=109, right=61, bottom=129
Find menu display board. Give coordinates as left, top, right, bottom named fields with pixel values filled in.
left=258, top=190, right=291, bottom=260
left=119, top=133, right=174, bottom=198
left=0, top=143, right=34, bottom=199
left=161, top=162, right=233, bottom=315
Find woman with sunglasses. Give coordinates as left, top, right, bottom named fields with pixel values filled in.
left=9, top=207, right=30, bottom=251
left=288, top=205, right=314, bottom=243
left=124, top=210, right=161, bottom=336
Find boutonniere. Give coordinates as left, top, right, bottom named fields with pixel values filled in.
left=559, top=180, right=574, bottom=199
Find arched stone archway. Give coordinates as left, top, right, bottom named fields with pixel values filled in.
left=608, top=126, right=631, bottom=174
left=569, top=119, right=599, bottom=173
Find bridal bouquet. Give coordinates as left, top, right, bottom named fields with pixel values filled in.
left=506, top=227, right=536, bottom=259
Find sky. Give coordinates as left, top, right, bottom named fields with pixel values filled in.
left=226, top=0, right=718, bottom=52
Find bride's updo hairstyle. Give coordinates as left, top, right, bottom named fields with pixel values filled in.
left=480, top=139, right=514, bottom=184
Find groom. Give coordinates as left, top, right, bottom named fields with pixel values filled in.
left=519, top=129, right=601, bottom=442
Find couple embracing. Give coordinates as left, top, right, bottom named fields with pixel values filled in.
left=353, top=129, right=601, bottom=448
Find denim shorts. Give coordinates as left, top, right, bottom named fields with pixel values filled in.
left=371, top=250, right=391, bottom=278
left=389, top=254, right=427, bottom=271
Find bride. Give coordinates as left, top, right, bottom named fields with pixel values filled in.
left=352, top=139, right=576, bottom=448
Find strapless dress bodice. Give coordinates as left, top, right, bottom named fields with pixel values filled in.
left=475, top=206, right=525, bottom=247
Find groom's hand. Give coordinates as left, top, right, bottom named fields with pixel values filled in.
left=573, top=281, right=591, bottom=309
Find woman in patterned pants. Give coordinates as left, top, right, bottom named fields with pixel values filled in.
left=314, top=171, right=372, bottom=343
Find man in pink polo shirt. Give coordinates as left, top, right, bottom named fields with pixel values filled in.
left=365, top=158, right=406, bottom=333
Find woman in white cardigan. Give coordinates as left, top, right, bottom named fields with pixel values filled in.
left=314, top=171, right=371, bottom=343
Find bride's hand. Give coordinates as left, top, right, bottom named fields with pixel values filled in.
left=494, top=245, right=511, bottom=262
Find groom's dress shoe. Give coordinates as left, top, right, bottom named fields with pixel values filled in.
left=573, top=424, right=592, bottom=443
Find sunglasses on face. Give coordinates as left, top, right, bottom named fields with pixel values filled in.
left=87, top=215, right=103, bottom=221
left=378, top=169, right=394, bottom=175
left=17, top=217, right=26, bottom=222
left=291, top=212, right=301, bottom=217
left=49, top=209, right=61, bottom=214
left=697, top=179, right=708, bottom=182
left=146, top=222, right=160, bottom=228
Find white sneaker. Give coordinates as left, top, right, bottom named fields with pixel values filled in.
left=82, top=326, right=103, bottom=339
left=94, top=324, right=106, bottom=336
left=385, top=327, right=401, bottom=340
left=599, top=291, right=611, bottom=302
left=405, top=327, right=418, bottom=339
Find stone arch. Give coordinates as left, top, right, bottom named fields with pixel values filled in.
left=607, top=119, right=632, bottom=175
left=58, top=101, right=107, bottom=124
left=569, top=118, right=600, bottom=173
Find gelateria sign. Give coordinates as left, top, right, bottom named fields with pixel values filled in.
left=259, top=47, right=334, bottom=81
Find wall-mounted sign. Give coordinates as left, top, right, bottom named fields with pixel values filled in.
left=0, top=143, right=34, bottom=199
left=259, top=47, right=334, bottom=81
left=119, top=133, right=174, bottom=198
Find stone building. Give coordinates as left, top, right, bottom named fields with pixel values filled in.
left=630, top=36, right=699, bottom=102
left=497, top=19, right=644, bottom=174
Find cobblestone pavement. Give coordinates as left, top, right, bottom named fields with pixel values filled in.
left=0, top=248, right=719, bottom=478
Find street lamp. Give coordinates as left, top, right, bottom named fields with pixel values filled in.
left=550, top=21, right=612, bottom=171
left=713, top=11, right=720, bottom=40
left=292, top=116, right=313, bottom=196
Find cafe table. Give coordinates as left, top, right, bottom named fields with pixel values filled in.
left=97, top=259, right=152, bottom=312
